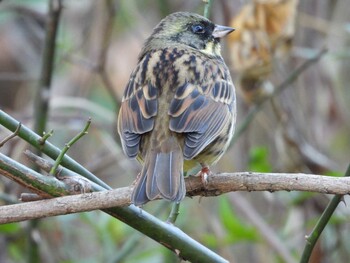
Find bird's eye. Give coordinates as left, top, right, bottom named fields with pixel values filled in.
left=192, top=24, right=205, bottom=34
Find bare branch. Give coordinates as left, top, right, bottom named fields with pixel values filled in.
left=0, top=187, right=130, bottom=224
left=1, top=171, right=350, bottom=224
left=185, top=172, right=350, bottom=196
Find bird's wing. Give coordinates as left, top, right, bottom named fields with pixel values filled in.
left=117, top=53, right=158, bottom=158
left=169, top=63, right=235, bottom=160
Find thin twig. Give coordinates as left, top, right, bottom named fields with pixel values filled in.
left=49, top=117, right=91, bottom=175
left=167, top=202, right=181, bottom=224
left=0, top=122, right=21, bottom=147
left=38, top=129, right=54, bottom=145
left=300, top=164, right=350, bottom=263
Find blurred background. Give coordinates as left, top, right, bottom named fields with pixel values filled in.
left=0, top=0, right=349, bottom=262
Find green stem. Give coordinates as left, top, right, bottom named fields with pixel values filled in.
left=0, top=110, right=111, bottom=189
left=203, top=0, right=212, bottom=18
left=300, top=163, right=350, bottom=263
left=167, top=202, right=181, bottom=224
left=49, top=118, right=91, bottom=175
left=38, top=129, right=54, bottom=145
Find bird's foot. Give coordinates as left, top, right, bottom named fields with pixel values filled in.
left=195, top=166, right=212, bottom=186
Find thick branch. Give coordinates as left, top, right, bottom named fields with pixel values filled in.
left=0, top=187, right=130, bottom=223
left=185, top=172, right=350, bottom=196
left=1, top=172, right=350, bottom=224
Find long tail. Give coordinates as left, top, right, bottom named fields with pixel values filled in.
left=131, top=141, right=185, bottom=206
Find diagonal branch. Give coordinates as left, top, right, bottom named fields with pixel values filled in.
left=300, top=163, right=350, bottom=263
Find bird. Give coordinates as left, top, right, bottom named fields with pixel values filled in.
left=117, top=12, right=236, bottom=206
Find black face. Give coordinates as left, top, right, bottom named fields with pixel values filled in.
left=170, top=20, right=216, bottom=50
left=189, top=21, right=215, bottom=41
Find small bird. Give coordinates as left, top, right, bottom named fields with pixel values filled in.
left=118, top=12, right=236, bottom=206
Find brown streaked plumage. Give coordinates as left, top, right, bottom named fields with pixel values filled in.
left=118, top=12, right=236, bottom=206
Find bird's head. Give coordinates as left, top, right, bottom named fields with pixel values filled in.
left=140, top=12, right=235, bottom=58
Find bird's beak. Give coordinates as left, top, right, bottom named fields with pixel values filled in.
left=212, top=25, right=235, bottom=38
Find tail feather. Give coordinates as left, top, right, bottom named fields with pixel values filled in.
left=131, top=141, right=185, bottom=206
left=131, top=172, right=148, bottom=206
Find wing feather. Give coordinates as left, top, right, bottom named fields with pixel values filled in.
left=117, top=54, right=158, bottom=158
left=169, top=62, right=235, bottom=160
